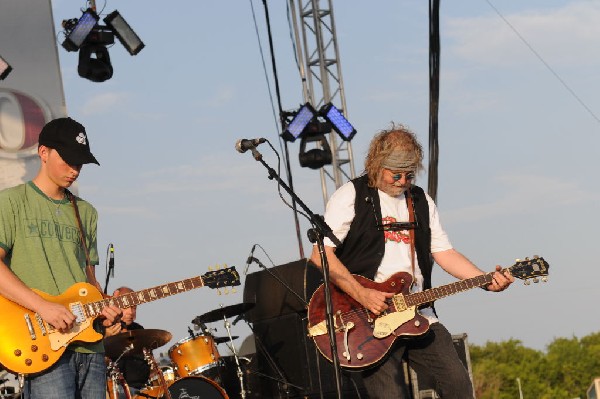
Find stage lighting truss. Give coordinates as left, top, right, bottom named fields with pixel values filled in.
left=281, top=102, right=356, bottom=143
left=0, top=54, right=12, bottom=80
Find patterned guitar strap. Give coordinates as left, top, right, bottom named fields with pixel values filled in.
left=66, top=190, right=98, bottom=288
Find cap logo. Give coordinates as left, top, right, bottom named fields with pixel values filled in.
left=76, top=132, right=87, bottom=145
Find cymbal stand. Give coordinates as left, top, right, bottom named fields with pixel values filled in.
left=143, top=348, right=171, bottom=399
left=107, top=344, right=133, bottom=399
left=219, top=314, right=247, bottom=399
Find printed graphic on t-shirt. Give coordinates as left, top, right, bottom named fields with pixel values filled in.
left=25, top=219, right=80, bottom=243
left=381, top=216, right=411, bottom=244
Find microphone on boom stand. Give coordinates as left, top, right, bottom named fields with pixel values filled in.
left=104, top=243, right=115, bottom=294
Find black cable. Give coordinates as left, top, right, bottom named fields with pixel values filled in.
left=428, top=0, right=441, bottom=203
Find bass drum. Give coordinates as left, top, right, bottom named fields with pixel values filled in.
left=168, top=376, right=229, bottom=399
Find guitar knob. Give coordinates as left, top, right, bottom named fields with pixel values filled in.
left=25, top=359, right=32, bottom=366
left=42, top=355, right=49, bottom=362
left=414, top=320, right=420, bottom=327
left=357, top=353, right=363, bottom=360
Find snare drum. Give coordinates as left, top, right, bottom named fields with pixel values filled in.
left=169, top=335, right=220, bottom=377
left=168, top=376, right=229, bottom=399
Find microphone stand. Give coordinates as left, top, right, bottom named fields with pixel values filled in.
left=245, top=146, right=344, bottom=399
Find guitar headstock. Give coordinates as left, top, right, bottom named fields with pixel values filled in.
left=508, top=256, right=549, bottom=284
left=203, top=266, right=241, bottom=290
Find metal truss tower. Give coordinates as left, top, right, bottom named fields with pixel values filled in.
left=289, top=0, right=356, bottom=205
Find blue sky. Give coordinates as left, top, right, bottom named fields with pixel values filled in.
left=46, top=0, right=599, bottom=355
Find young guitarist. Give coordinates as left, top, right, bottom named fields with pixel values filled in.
left=310, top=124, right=514, bottom=398
left=0, top=117, right=122, bottom=399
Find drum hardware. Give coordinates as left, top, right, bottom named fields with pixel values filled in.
left=107, top=344, right=134, bottom=399
left=213, top=335, right=239, bottom=345
left=143, top=348, right=171, bottom=399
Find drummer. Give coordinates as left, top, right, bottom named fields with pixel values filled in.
left=104, top=286, right=151, bottom=398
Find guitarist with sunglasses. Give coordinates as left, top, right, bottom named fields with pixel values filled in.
left=0, top=118, right=123, bottom=399
left=310, top=124, right=514, bottom=398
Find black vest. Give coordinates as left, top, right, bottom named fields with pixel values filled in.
left=335, top=175, right=434, bottom=290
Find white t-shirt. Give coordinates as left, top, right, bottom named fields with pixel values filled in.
left=322, top=180, right=453, bottom=322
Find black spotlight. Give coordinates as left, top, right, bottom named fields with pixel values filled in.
left=299, top=134, right=333, bottom=169
left=78, top=44, right=113, bottom=82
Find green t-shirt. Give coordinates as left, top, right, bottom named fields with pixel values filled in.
left=0, top=181, right=102, bottom=353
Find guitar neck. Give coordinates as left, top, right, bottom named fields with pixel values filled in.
left=404, top=270, right=498, bottom=307
left=85, top=276, right=205, bottom=318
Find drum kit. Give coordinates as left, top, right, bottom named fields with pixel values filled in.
left=105, top=303, right=254, bottom=399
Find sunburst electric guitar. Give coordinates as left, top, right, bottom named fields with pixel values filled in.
left=0, top=266, right=240, bottom=375
left=307, top=256, right=549, bottom=369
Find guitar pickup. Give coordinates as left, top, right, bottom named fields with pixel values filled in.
left=307, top=320, right=327, bottom=337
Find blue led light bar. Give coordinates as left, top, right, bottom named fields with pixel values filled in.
left=281, top=102, right=317, bottom=142
left=321, top=103, right=356, bottom=141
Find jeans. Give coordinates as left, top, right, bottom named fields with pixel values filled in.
left=24, top=350, right=106, bottom=399
left=361, top=323, right=473, bottom=399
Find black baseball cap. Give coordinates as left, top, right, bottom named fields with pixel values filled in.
left=38, top=117, right=99, bottom=165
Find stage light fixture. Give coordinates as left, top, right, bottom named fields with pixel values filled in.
left=299, top=135, right=333, bottom=169
left=103, top=10, right=145, bottom=56
left=78, top=44, right=113, bottom=82
left=62, top=8, right=100, bottom=52
left=281, top=102, right=317, bottom=142
left=320, top=103, right=356, bottom=141
left=0, top=54, right=12, bottom=80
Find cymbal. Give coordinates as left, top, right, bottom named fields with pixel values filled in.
left=104, top=329, right=172, bottom=359
left=214, top=335, right=239, bottom=344
left=194, top=303, right=255, bottom=324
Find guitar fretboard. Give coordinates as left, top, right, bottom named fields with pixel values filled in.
left=84, top=276, right=205, bottom=317
left=404, top=270, right=498, bottom=307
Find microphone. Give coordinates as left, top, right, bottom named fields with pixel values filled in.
left=235, top=138, right=266, bottom=153
left=244, top=244, right=257, bottom=275
left=109, top=243, right=115, bottom=277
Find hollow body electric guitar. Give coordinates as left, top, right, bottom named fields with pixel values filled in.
left=0, top=266, right=240, bottom=375
left=307, top=256, right=549, bottom=369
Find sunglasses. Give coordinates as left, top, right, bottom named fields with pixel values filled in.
left=389, top=170, right=415, bottom=181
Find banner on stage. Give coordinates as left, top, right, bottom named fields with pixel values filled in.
left=0, top=0, right=67, bottom=190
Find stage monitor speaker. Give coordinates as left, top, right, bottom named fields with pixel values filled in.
left=243, top=258, right=322, bottom=323
left=248, top=312, right=365, bottom=399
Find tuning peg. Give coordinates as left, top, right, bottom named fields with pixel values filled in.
left=516, top=258, right=521, bottom=262
left=542, top=276, right=548, bottom=282
left=231, top=287, right=237, bottom=294
left=524, top=279, right=531, bottom=285
left=533, top=277, right=539, bottom=283
left=217, top=288, right=222, bottom=295
left=525, top=257, right=530, bottom=261
left=209, top=265, right=214, bottom=271
left=533, top=254, right=539, bottom=259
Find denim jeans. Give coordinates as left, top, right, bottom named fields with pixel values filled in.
left=361, top=323, right=473, bottom=399
left=24, top=350, right=106, bottom=399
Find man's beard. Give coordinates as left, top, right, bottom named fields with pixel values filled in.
left=380, top=182, right=408, bottom=197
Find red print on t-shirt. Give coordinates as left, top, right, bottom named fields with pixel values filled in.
left=381, top=216, right=411, bottom=244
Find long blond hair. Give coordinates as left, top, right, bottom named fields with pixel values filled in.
left=364, top=123, right=424, bottom=187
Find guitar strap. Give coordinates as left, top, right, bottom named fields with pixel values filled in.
left=66, top=190, right=97, bottom=287
left=406, top=190, right=417, bottom=278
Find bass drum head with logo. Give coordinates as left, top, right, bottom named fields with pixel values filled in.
left=168, top=376, right=228, bottom=399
